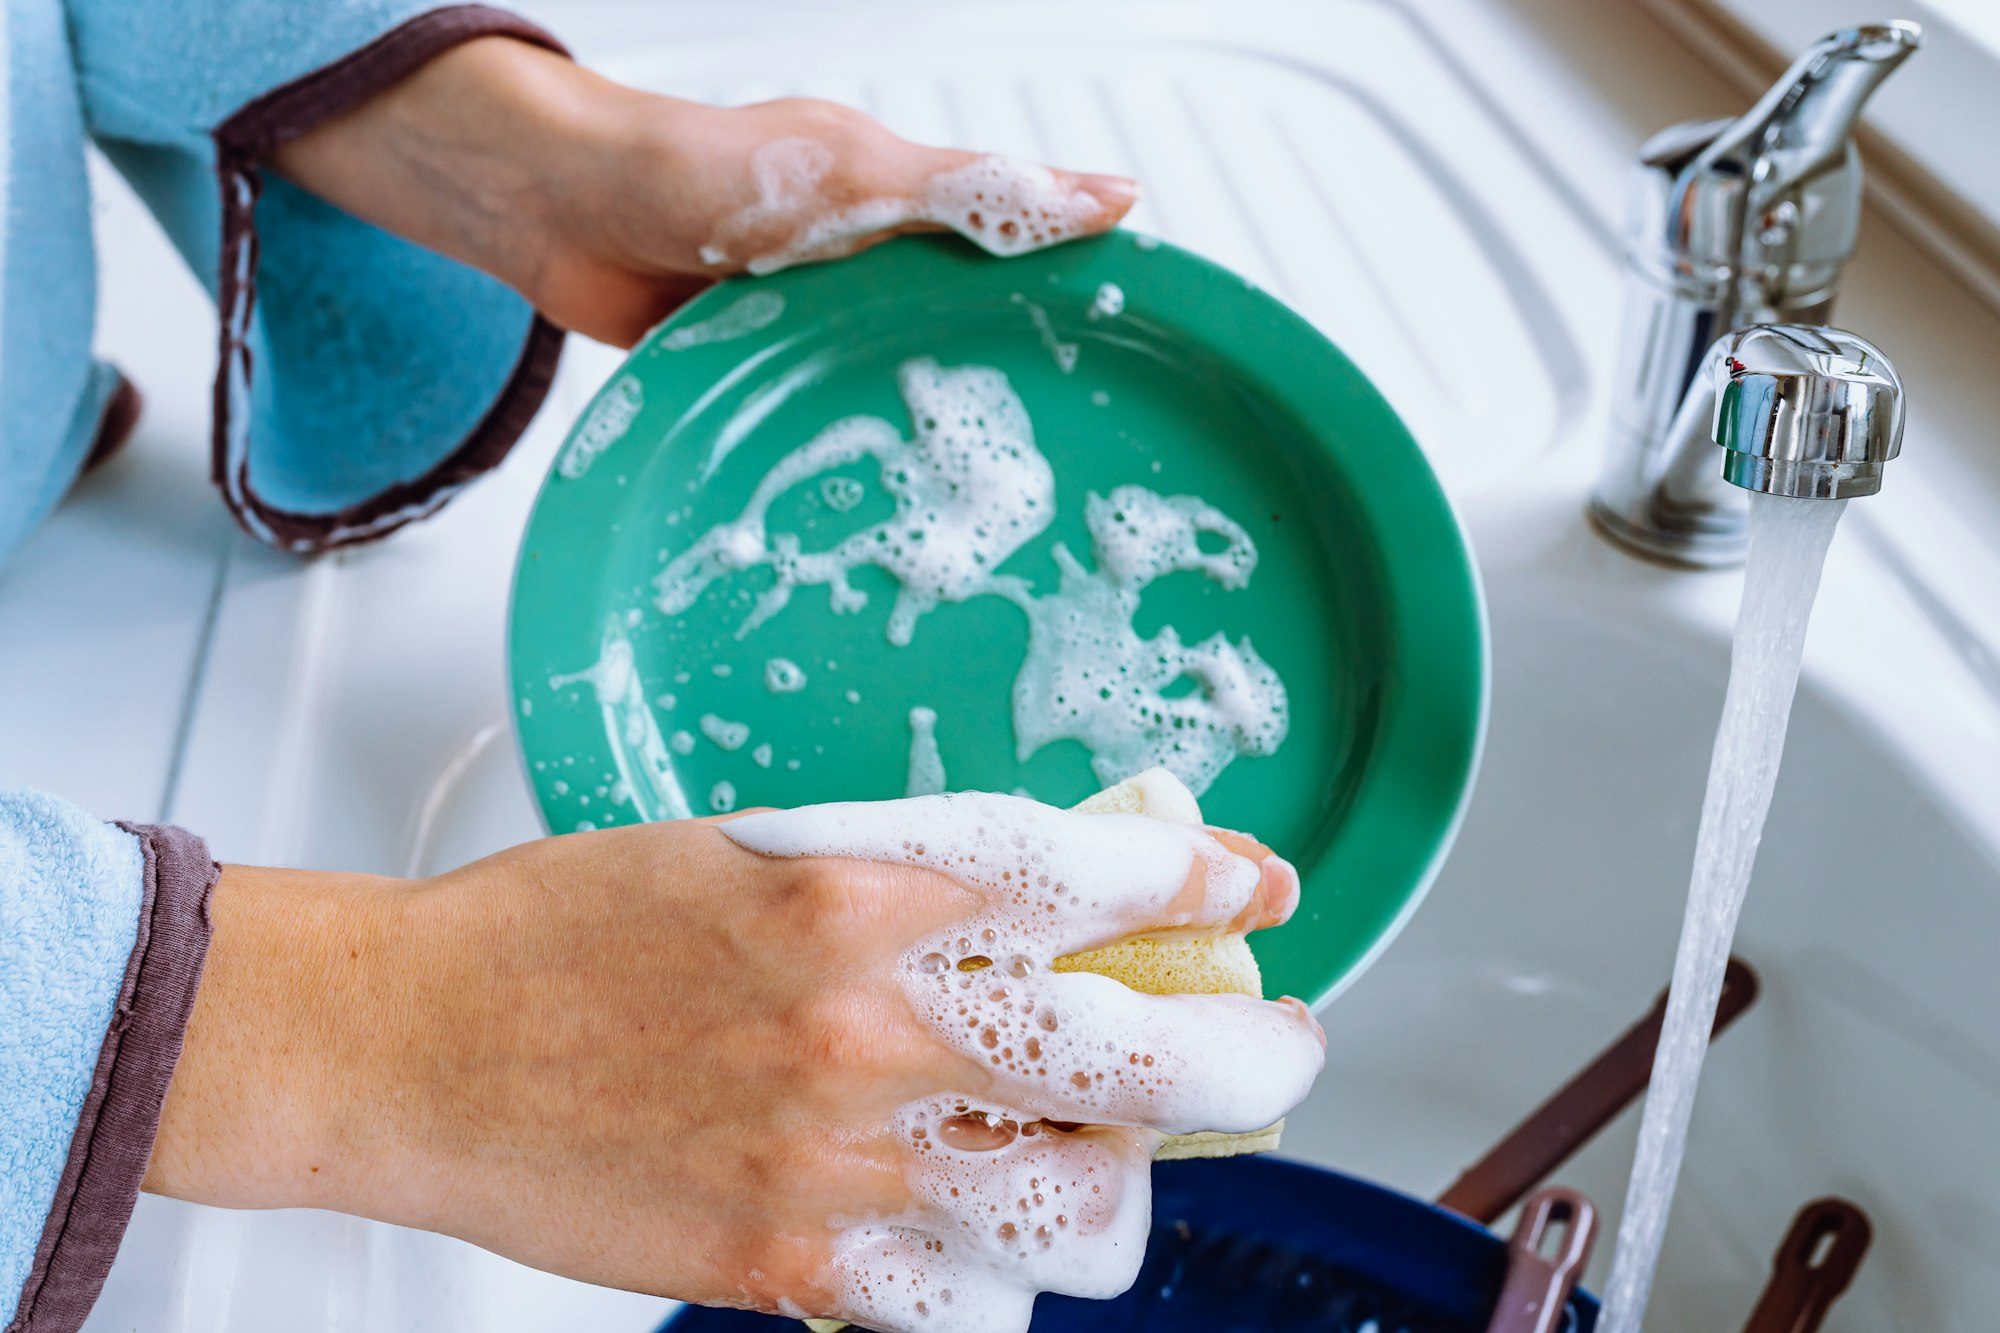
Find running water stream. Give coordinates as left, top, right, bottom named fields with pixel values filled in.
left=1599, top=492, right=1849, bottom=1332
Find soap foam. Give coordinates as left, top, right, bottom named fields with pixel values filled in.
left=723, top=790, right=1322, bottom=1332
left=765, top=657, right=809, bottom=693
left=905, top=706, right=947, bottom=796
left=655, top=358, right=1054, bottom=646
left=659, top=290, right=786, bottom=351
left=654, top=360, right=1288, bottom=797
left=1011, top=295, right=1079, bottom=375
left=712, top=145, right=1105, bottom=276
left=700, top=713, right=750, bottom=751
left=548, top=623, right=693, bottom=820
left=558, top=374, right=643, bottom=480
left=1007, top=489, right=1287, bottom=794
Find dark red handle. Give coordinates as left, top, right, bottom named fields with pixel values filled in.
left=1485, top=1186, right=1598, bottom=1333
left=1439, top=957, right=1761, bottom=1224
left=1740, top=1197, right=1873, bottom=1333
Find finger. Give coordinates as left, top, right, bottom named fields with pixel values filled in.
left=977, top=972, right=1323, bottom=1135
left=721, top=794, right=1291, bottom=956
left=1023, top=812, right=1294, bottom=956
left=869, top=142, right=1137, bottom=256
left=1123, top=834, right=1300, bottom=940
left=1063, top=169, right=1141, bottom=235
left=896, top=1106, right=1156, bottom=1299
left=823, top=1225, right=1035, bottom=1333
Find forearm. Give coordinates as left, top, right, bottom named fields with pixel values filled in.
left=267, top=36, right=632, bottom=306
left=143, top=864, right=446, bottom=1221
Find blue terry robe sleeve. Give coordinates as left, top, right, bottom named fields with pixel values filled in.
left=0, top=0, right=131, bottom=571
left=64, top=2, right=568, bottom=550
left=1, top=795, right=216, bottom=1333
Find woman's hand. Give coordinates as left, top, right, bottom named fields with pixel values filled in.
left=272, top=38, right=1138, bottom=346
left=145, top=796, right=1321, bottom=1330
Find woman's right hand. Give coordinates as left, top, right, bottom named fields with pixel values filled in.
left=144, top=794, right=1322, bottom=1331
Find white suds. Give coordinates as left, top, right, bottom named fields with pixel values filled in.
left=655, top=358, right=1054, bottom=646
left=723, top=789, right=1323, bottom=1332
left=709, top=780, right=737, bottom=813
left=905, top=706, right=947, bottom=796
left=710, top=144, right=1105, bottom=276
left=670, top=730, right=695, bottom=755
left=659, top=290, right=785, bottom=351
left=764, top=657, right=808, bottom=693
left=1006, top=489, right=1287, bottom=794
left=752, top=743, right=774, bottom=768
left=654, top=360, right=1288, bottom=796
left=548, top=635, right=635, bottom=706
left=1089, top=283, right=1125, bottom=319
left=700, top=713, right=750, bottom=751
left=558, top=374, right=643, bottom=480
left=821, top=476, right=866, bottom=511
left=548, top=623, right=693, bottom=820
left=1013, top=294, right=1079, bottom=374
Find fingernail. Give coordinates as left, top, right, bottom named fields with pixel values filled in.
left=1258, top=854, right=1301, bottom=927
left=1086, top=173, right=1141, bottom=213
left=1280, top=997, right=1328, bottom=1050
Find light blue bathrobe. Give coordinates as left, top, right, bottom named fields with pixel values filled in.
left=1, top=4, right=564, bottom=1327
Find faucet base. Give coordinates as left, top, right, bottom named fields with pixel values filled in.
left=1585, top=495, right=1748, bottom=570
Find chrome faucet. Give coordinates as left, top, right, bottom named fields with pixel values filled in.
left=1590, top=21, right=1921, bottom=565
left=1666, top=324, right=1903, bottom=505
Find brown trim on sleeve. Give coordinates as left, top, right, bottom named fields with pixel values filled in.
left=83, top=372, right=143, bottom=475
left=8, top=826, right=219, bottom=1333
left=210, top=6, right=570, bottom=554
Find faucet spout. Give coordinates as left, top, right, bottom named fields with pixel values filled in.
left=1591, top=22, right=1920, bottom=567
left=1709, top=326, right=1904, bottom=499
left=1594, top=325, right=1905, bottom=564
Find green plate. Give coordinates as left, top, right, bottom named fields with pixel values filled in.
left=509, top=232, right=1485, bottom=1007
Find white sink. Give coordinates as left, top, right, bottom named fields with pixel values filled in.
left=1281, top=553, right=2000, bottom=1328
left=65, top=1, right=2000, bottom=1330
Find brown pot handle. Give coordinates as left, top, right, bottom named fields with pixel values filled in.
left=1486, top=1186, right=1598, bottom=1333
left=1439, top=957, right=1761, bottom=1224
left=1740, top=1198, right=1873, bottom=1333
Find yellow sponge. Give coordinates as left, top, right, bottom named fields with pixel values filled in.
left=801, top=774, right=1283, bottom=1332
left=1061, top=770, right=1283, bottom=1161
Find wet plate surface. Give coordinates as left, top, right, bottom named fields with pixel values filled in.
left=510, top=232, right=1483, bottom=1005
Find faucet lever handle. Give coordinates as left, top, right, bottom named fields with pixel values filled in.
left=1656, top=21, right=1921, bottom=279
left=1695, top=22, right=1923, bottom=210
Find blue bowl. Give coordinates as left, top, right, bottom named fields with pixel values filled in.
left=659, top=1156, right=1598, bottom=1332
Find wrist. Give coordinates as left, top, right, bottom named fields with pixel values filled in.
left=268, top=36, right=618, bottom=302
left=145, top=864, right=450, bottom=1221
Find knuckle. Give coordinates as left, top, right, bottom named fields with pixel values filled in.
left=782, top=860, right=874, bottom=937
left=789, top=990, right=908, bottom=1087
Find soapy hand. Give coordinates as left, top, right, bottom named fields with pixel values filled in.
left=143, top=796, right=1322, bottom=1332
left=272, top=37, right=1139, bottom=346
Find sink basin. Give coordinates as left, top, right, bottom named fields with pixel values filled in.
left=1279, top=565, right=2000, bottom=1329
left=74, top=2, right=2000, bottom=1330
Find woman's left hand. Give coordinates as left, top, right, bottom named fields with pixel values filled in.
left=273, top=37, right=1139, bottom=346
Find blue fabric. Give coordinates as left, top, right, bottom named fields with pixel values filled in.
left=0, top=0, right=111, bottom=570
left=0, top=0, right=546, bottom=564
left=0, top=792, right=145, bottom=1329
